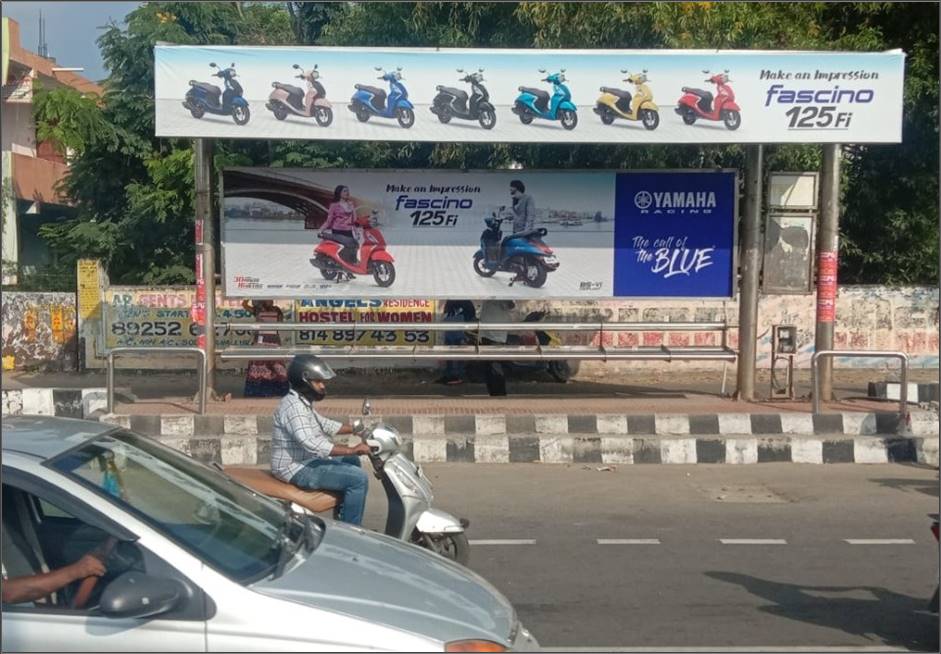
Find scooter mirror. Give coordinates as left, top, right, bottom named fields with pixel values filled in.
left=479, top=68, right=484, bottom=72
left=457, top=68, right=464, bottom=73
left=293, top=64, right=300, bottom=69
left=620, top=69, right=628, bottom=74
left=231, top=63, right=235, bottom=67
left=209, top=62, right=217, bottom=68
left=374, top=66, right=382, bottom=71
left=538, top=68, right=546, bottom=73
left=362, top=399, right=372, bottom=416
left=702, top=69, right=710, bottom=74
left=561, top=68, right=566, bottom=73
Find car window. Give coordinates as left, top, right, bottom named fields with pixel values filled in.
left=50, top=430, right=285, bottom=583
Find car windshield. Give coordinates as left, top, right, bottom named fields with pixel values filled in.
left=50, top=429, right=289, bottom=583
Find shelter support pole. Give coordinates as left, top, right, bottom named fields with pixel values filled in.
left=736, top=144, right=764, bottom=401
left=194, top=138, right=220, bottom=404
left=814, top=144, right=842, bottom=403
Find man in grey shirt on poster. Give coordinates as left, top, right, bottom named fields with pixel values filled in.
left=509, top=179, right=536, bottom=234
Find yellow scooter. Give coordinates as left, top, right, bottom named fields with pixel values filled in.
left=593, top=69, right=659, bottom=130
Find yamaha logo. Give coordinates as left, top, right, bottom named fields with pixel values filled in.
left=634, top=191, right=653, bottom=210
left=634, top=190, right=717, bottom=214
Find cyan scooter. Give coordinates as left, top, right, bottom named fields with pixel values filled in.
left=348, top=67, right=415, bottom=128
left=512, top=69, right=577, bottom=130
left=473, top=210, right=559, bottom=288
left=182, top=62, right=250, bottom=125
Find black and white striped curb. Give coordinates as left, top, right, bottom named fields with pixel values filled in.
left=95, top=411, right=940, bottom=467
left=1, top=388, right=107, bottom=419
left=868, top=381, right=939, bottom=404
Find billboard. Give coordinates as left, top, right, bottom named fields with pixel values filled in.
left=221, top=168, right=737, bottom=300
left=155, top=45, right=904, bottom=144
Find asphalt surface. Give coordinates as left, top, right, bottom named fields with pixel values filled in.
left=358, top=463, right=940, bottom=650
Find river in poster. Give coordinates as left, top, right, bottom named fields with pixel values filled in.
left=221, top=168, right=736, bottom=300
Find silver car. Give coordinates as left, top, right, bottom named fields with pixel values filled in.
left=1, top=416, right=539, bottom=652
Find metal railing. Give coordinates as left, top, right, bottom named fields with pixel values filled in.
left=217, top=320, right=737, bottom=362
left=811, top=349, right=909, bottom=417
left=107, top=347, right=207, bottom=415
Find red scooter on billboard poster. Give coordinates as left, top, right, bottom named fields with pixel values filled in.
left=311, top=214, right=396, bottom=287
left=675, top=69, right=741, bottom=130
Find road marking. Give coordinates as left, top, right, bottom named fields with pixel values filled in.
left=719, top=538, right=787, bottom=545
left=845, top=539, right=916, bottom=545
left=469, top=539, right=536, bottom=545
left=597, top=538, right=661, bottom=545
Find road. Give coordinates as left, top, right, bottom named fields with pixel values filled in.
left=359, top=463, right=940, bottom=651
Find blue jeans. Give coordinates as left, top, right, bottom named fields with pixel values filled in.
left=290, top=456, right=368, bottom=525
left=444, top=329, right=466, bottom=379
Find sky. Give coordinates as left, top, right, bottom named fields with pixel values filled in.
left=3, top=1, right=142, bottom=81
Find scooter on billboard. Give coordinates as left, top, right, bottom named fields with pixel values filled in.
left=311, top=213, right=396, bottom=287
left=266, top=64, right=333, bottom=126
left=182, top=62, right=250, bottom=125
left=594, top=69, right=660, bottom=130
left=473, top=209, right=559, bottom=288
left=429, top=68, right=497, bottom=129
left=512, top=69, right=578, bottom=130
left=675, top=69, right=741, bottom=130
left=348, top=67, right=415, bottom=128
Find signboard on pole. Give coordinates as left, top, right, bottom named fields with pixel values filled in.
left=155, top=45, right=904, bottom=144
left=221, top=167, right=737, bottom=300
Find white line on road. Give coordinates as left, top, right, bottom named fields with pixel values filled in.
left=719, top=539, right=788, bottom=545
left=844, top=539, right=916, bottom=545
left=469, top=539, right=536, bottom=545
left=597, top=539, right=661, bottom=545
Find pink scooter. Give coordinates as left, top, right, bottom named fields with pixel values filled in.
left=266, top=64, right=333, bottom=126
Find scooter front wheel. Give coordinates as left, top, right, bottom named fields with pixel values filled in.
left=416, top=531, right=470, bottom=566
left=478, top=108, right=496, bottom=130
left=560, top=109, right=578, bottom=130
left=372, top=261, right=396, bottom=287
left=397, top=107, right=415, bottom=128
left=473, top=254, right=497, bottom=277
left=232, top=104, right=251, bottom=126
left=315, top=106, right=334, bottom=127
left=642, top=109, right=660, bottom=130
left=722, top=109, right=741, bottom=131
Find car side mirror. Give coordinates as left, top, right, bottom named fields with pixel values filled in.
left=362, top=399, right=372, bottom=416
left=99, top=572, right=184, bottom=620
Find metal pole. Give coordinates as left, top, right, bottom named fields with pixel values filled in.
left=815, top=144, right=841, bottom=403
left=736, top=145, right=764, bottom=400
left=194, top=139, right=219, bottom=403
left=106, top=352, right=114, bottom=413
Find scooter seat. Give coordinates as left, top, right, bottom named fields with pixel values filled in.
left=504, top=228, right=546, bottom=243
left=189, top=82, right=221, bottom=97
left=519, top=87, right=549, bottom=102
left=601, top=87, right=631, bottom=99
left=225, top=466, right=340, bottom=514
left=273, top=82, right=305, bottom=99
left=355, top=84, right=385, bottom=97
left=682, top=87, right=712, bottom=100
left=438, top=87, right=468, bottom=103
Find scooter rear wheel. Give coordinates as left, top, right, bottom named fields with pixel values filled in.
left=681, top=109, right=697, bottom=125
left=473, top=254, right=497, bottom=277
left=232, top=105, right=251, bottom=126
left=518, top=111, right=534, bottom=125
left=355, top=105, right=370, bottom=122
left=436, top=106, right=452, bottom=123
left=189, top=104, right=205, bottom=119
left=315, top=106, right=334, bottom=127
left=272, top=104, right=288, bottom=121
left=599, top=107, right=615, bottom=125
left=415, top=531, right=470, bottom=566
left=320, top=269, right=339, bottom=281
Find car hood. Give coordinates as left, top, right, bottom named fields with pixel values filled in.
left=253, top=522, right=516, bottom=645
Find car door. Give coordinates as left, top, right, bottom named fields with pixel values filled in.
left=1, top=471, right=209, bottom=652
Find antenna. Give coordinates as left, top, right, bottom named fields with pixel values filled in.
left=38, top=11, right=49, bottom=58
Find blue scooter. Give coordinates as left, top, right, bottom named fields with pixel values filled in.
left=182, top=62, right=250, bottom=125
left=512, top=69, right=577, bottom=130
left=348, top=67, right=415, bottom=128
left=473, top=210, right=559, bottom=288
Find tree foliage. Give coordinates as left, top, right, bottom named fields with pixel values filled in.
left=31, top=1, right=938, bottom=287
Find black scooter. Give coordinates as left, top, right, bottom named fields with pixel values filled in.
left=182, top=62, right=250, bottom=125
left=430, top=68, right=496, bottom=129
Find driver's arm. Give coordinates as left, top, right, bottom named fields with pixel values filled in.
left=2, top=554, right=104, bottom=605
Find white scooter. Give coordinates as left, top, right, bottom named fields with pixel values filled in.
left=353, top=399, right=470, bottom=564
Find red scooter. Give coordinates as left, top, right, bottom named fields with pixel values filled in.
left=311, top=214, right=396, bottom=287
left=675, top=70, right=741, bottom=130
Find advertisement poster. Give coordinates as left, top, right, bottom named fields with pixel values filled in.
left=221, top=168, right=736, bottom=300
left=295, top=299, right=435, bottom=347
left=103, top=289, right=292, bottom=350
left=155, top=45, right=904, bottom=144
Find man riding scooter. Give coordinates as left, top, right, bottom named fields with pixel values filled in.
left=271, top=355, right=371, bottom=525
